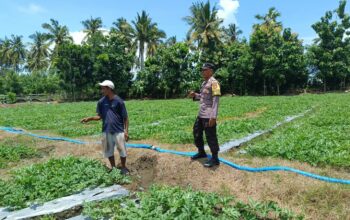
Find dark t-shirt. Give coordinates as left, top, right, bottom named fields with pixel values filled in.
left=96, top=95, right=128, bottom=133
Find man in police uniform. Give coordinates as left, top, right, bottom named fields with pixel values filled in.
left=189, top=63, right=221, bottom=167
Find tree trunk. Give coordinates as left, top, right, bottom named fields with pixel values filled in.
left=140, top=41, right=145, bottom=71
left=341, top=77, right=346, bottom=90
left=277, top=83, right=280, bottom=96
left=323, top=78, right=326, bottom=93
left=231, top=77, right=235, bottom=95
left=263, top=78, right=267, bottom=96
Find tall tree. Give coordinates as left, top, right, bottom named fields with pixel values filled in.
left=135, top=43, right=191, bottom=98
left=165, top=36, right=177, bottom=46
left=8, top=35, right=26, bottom=72
left=223, top=23, right=242, bottom=43
left=111, top=17, right=135, bottom=52
left=250, top=7, right=283, bottom=95
left=94, top=34, right=134, bottom=98
left=280, top=28, right=307, bottom=93
left=28, top=32, right=51, bottom=71
left=219, top=41, right=254, bottom=95
left=184, top=1, right=223, bottom=51
left=147, top=25, right=166, bottom=57
left=55, top=43, right=94, bottom=101
left=132, top=11, right=165, bottom=70
left=81, top=17, right=103, bottom=40
left=308, top=0, right=350, bottom=91
left=0, top=37, right=12, bottom=70
left=42, top=19, right=72, bottom=54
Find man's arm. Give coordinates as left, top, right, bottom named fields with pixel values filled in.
left=124, top=117, right=129, bottom=141
left=209, top=96, right=219, bottom=127
left=81, top=115, right=101, bottom=123
left=189, top=91, right=201, bottom=101
left=209, top=81, right=221, bottom=127
left=120, top=101, right=129, bottom=142
left=82, top=101, right=102, bottom=123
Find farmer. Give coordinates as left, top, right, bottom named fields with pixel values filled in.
left=81, top=80, right=129, bottom=175
left=188, top=63, right=221, bottom=167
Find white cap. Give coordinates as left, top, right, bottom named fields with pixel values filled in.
left=98, top=80, right=114, bottom=90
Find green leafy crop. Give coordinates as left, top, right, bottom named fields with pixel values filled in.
left=0, top=156, right=130, bottom=210
left=83, top=185, right=303, bottom=220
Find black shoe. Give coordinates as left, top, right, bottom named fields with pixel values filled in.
left=120, top=167, right=130, bottom=175
left=191, top=152, right=207, bottom=160
left=204, top=158, right=220, bottom=167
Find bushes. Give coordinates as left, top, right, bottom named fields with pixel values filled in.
left=6, top=92, right=16, bottom=104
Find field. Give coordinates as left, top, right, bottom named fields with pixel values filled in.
left=1, top=94, right=350, bottom=167
left=1, top=93, right=350, bottom=219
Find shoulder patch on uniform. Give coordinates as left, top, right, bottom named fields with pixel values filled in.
left=212, top=81, right=221, bottom=96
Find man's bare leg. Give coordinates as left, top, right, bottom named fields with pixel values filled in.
left=120, top=156, right=129, bottom=175
left=120, top=156, right=126, bottom=168
left=108, top=156, right=116, bottom=168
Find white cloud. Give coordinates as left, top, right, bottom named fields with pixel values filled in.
left=217, top=0, right=240, bottom=26
left=70, top=31, right=86, bottom=45
left=70, top=29, right=110, bottom=45
left=18, top=3, right=46, bottom=14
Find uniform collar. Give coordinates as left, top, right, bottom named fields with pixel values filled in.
left=205, top=76, right=214, bottom=82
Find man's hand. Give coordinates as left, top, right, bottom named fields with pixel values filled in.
left=209, top=118, right=216, bottom=127
left=81, top=117, right=90, bottom=124
left=188, top=91, right=196, bottom=98
left=124, top=132, right=129, bottom=142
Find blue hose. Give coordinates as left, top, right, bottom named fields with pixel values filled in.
left=1, top=126, right=350, bottom=185
left=0, top=127, right=86, bottom=144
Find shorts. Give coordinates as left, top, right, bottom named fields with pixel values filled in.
left=101, top=132, right=127, bottom=158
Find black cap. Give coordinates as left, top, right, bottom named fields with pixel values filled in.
left=201, top=62, right=215, bottom=70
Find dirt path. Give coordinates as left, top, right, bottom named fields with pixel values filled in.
left=1, top=131, right=349, bottom=220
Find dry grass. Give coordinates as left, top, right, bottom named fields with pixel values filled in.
left=218, top=106, right=268, bottom=122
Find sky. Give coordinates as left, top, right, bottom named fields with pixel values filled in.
left=0, top=0, right=348, bottom=45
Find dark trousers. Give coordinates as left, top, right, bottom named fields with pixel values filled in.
left=193, top=117, right=219, bottom=156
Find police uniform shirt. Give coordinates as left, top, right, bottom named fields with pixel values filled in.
left=194, top=76, right=221, bottom=119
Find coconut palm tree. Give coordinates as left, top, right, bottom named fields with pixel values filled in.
left=42, top=19, right=72, bottom=51
left=112, top=17, right=136, bottom=52
left=81, top=17, right=103, bottom=42
left=254, top=7, right=282, bottom=35
left=112, top=18, right=134, bottom=40
left=147, top=26, right=166, bottom=57
left=223, top=23, right=242, bottom=43
left=0, top=37, right=12, bottom=69
left=8, top=35, right=26, bottom=72
left=28, top=32, right=51, bottom=71
left=184, top=1, right=223, bottom=51
left=132, top=10, right=165, bottom=70
left=165, top=36, right=177, bottom=46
